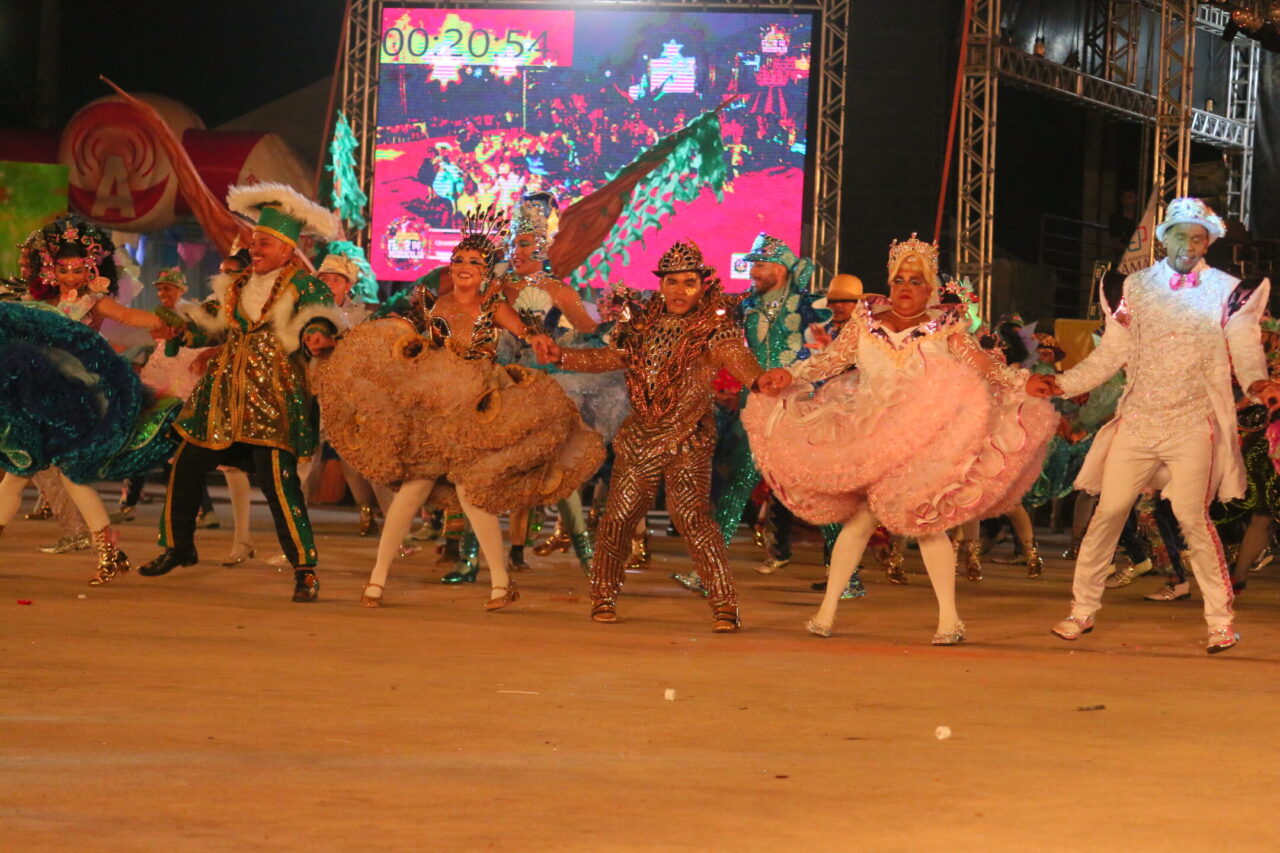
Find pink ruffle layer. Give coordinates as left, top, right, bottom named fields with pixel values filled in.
left=742, top=357, right=1057, bottom=535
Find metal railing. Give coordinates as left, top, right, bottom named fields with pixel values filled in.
left=1037, top=214, right=1114, bottom=318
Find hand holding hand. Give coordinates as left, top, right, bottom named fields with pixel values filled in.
left=1025, top=373, right=1061, bottom=398
left=529, top=334, right=561, bottom=365
left=756, top=368, right=794, bottom=396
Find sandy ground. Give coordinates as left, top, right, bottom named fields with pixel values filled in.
left=2, top=494, right=1279, bottom=852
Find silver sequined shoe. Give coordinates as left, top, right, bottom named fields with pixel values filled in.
left=932, top=620, right=967, bottom=646
left=38, top=532, right=92, bottom=554
left=805, top=618, right=833, bottom=638
left=670, top=571, right=708, bottom=597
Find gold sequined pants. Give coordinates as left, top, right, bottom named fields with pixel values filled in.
left=591, top=429, right=738, bottom=609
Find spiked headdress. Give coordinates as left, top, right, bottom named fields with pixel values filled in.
left=653, top=239, right=714, bottom=279
left=451, top=205, right=509, bottom=267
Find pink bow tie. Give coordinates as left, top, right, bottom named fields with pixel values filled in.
left=1169, top=271, right=1200, bottom=291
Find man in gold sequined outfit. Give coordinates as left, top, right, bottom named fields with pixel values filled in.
left=539, top=241, right=763, bottom=632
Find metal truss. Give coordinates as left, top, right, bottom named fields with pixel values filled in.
left=336, top=0, right=850, bottom=283
left=1103, top=0, right=1143, bottom=87
left=1150, top=0, right=1195, bottom=239
left=1082, top=0, right=1110, bottom=78
left=955, top=0, right=1000, bottom=317
left=955, top=0, right=1262, bottom=311
left=1225, top=17, right=1260, bottom=225
left=998, top=45, right=1248, bottom=148
left=337, top=0, right=382, bottom=249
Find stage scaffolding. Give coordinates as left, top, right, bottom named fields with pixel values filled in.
left=956, top=0, right=1260, bottom=313
left=336, top=0, right=851, bottom=283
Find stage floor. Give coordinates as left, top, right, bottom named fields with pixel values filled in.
left=3, top=496, right=1278, bottom=851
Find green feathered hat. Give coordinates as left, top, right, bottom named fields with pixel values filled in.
left=227, top=182, right=340, bottom=248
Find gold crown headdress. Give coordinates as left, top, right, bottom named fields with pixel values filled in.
left=653, top=239, right=714, bottom=278
left=451, top=204, right=510, bottom=266
left=886, top=233, right=940, bottom=276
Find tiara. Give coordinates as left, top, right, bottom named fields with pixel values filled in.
left=452, top=205, right=510, bottom=262
left=887, top=233, right=939, bottom=274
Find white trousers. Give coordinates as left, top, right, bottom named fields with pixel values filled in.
left=1070, top=419, right=1234, bottom=629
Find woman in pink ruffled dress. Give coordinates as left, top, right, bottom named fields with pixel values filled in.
left=748, top=236, right=1059, bottom=643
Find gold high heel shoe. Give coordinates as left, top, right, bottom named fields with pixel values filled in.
left=590, top=597, right=617, bottom=623
left=221, top=542, right=255, bottom=567
left=1025, top=539, right=1045, bottom=579
left=88, top=525, right=130, bottom=586
left=485, top=580, right=520, bottom=611
left=711, top=604, right=741, bottom=633
left=962, top=541, right=983, bottom=581
left=361, top=583, right=384, bottom=608
left=883, top=539, right=907, bottom=584
left=358, top=505, right=379, bottom=537
left=624, top=529, right=650, bottom=570
left=532, top=522, right=570, bottom=556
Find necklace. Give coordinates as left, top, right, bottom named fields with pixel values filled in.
left=889, top=309, right=928, bottom=321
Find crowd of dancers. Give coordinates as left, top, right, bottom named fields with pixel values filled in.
left=2, top=186, right=1276, bottom=655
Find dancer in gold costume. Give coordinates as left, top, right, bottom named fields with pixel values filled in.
left=540, top=241, right=762, bottom=632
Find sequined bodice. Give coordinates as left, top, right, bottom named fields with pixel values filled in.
left=428, top=292, right=497, bottom=356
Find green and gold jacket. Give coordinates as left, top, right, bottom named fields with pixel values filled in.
left=168, top=262, right=340, bottom=459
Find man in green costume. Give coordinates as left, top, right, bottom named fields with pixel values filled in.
left=139, top=183, right=344, bottom=602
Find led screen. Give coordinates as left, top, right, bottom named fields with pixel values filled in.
left=372, top=7, right=815, bottom=290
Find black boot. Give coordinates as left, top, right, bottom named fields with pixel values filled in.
left=292, top=569, right=320, bottom=602
left=138, top=546, right=199, bottom=577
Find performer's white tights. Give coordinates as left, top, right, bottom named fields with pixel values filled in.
left=0, top=471, right=109, bottom=531
left=0, top=472, right=28, bottom=527
left=457, top=487, right=510, bottom=597
left=367, top=478, right=508, bottom=599
left=816, top=506, right=960, bottom=634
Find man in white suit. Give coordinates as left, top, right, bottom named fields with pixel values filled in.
left=1047, top=198, right=1280, bottom=653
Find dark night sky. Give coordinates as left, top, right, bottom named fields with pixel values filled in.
left=1, top=0, right=347, bottom=128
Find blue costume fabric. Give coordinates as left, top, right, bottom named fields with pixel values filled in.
left=496, top=279, right=631, bottom=444
left=0, top=302, right=180, bottom=484
left=712, top=235, right=830, bottom=544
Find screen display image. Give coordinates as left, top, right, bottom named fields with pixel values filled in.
left=372, top=7, right=815, bottom=290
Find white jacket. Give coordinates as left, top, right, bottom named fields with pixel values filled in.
left=1058, top=261, right=1269, bottom=502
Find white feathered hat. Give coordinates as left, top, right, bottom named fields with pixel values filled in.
left=227, top=182, right=340, bottom=247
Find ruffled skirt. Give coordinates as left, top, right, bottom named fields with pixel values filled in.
left=318, top=318, right=606, bottom=514
left=741, top=357, right=1057, bottom=535
left=0, top=302, right=180, bottom=484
